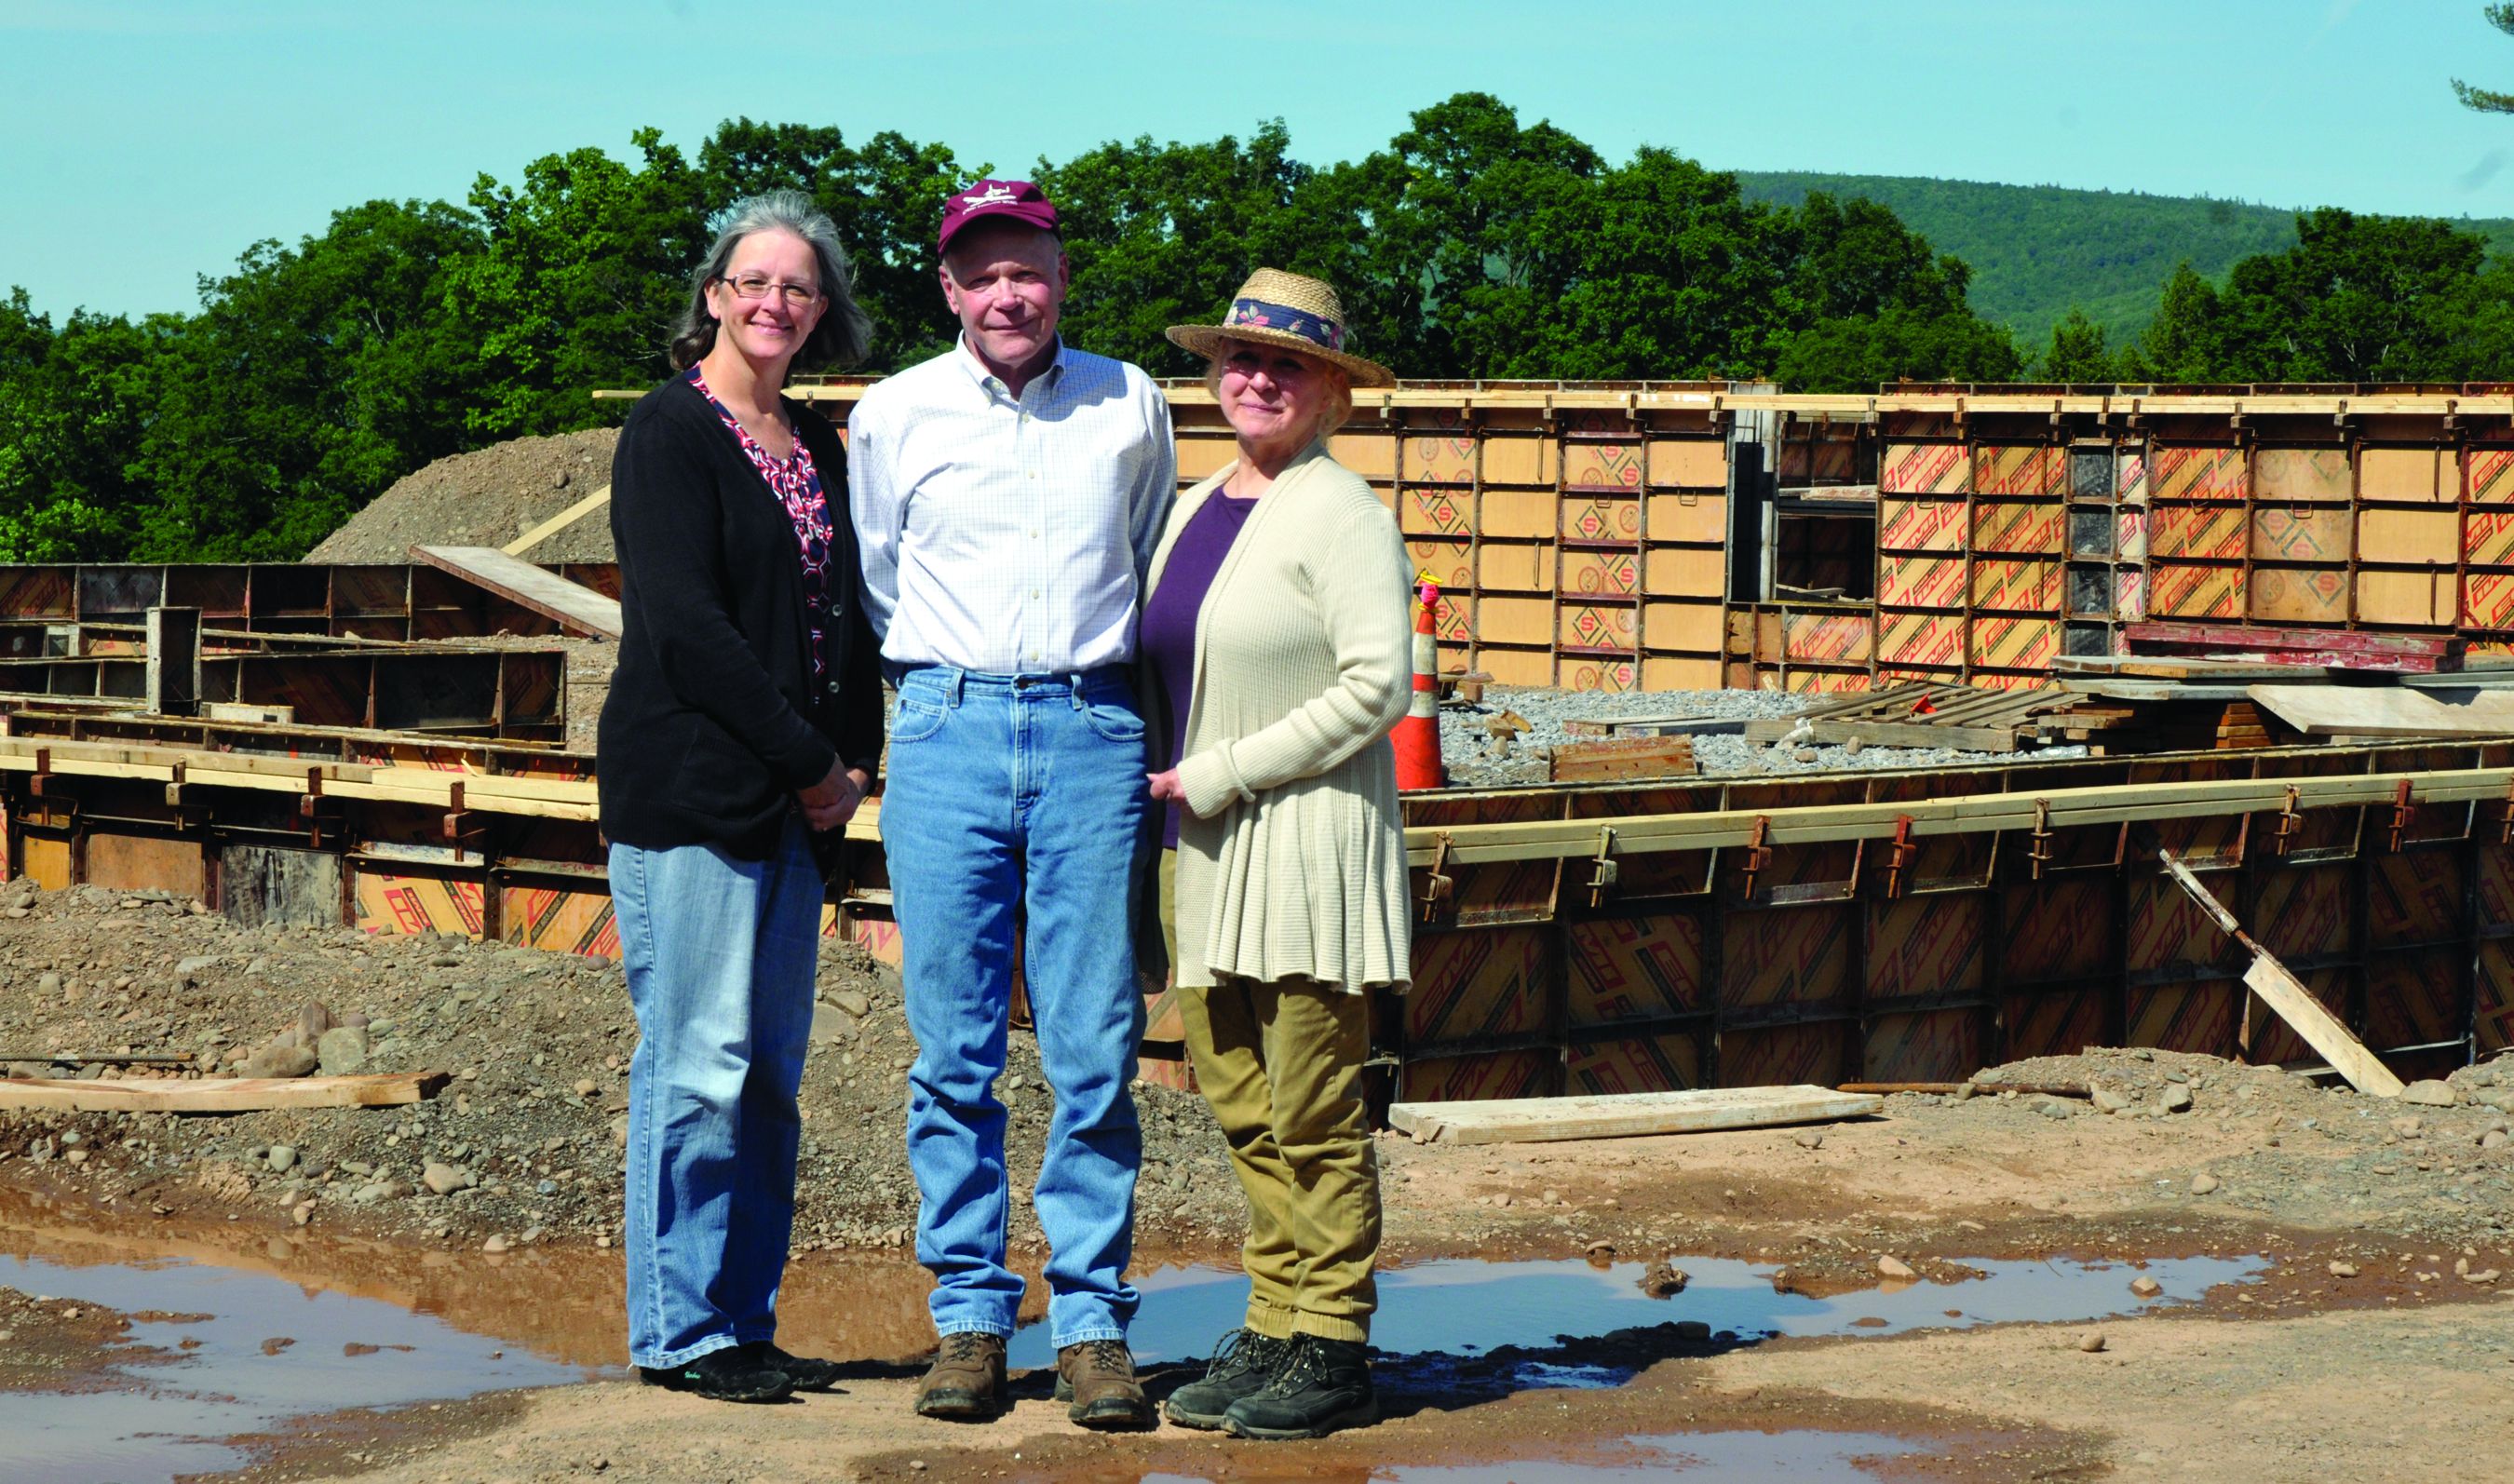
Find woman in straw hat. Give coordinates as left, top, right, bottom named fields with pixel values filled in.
left=1140, top=268, right=1413, bottom=1440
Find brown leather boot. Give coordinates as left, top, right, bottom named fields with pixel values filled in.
left=1054, top=1338, right=1153, bottom=1429
left=913, top=1331, right=1007, bottom=1419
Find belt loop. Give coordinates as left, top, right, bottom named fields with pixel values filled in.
left=947, top=668, right=965, bottom=708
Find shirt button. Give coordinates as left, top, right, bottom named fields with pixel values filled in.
left=1031, top=589, right=1042, bottom=599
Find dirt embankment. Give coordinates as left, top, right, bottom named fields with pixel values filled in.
left=307, top=429, right=619, bottom=566
left=0, top=882, right=1238, bottom=1254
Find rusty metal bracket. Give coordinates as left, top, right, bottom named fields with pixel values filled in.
left=1418, top=831, right=1455, bottom=923
left=2026, top=799, right=2054, bottom=882
left=1740, top=815, right=1772, bottom=900
left=1883, top=814, right=1917, bottom=899
left=27, top=747, right=52, bottom=798
left=2273, top=784, right=2304, bottom=857
left=2500, top=776, right=2514, bottom=845
left=444, top=779, right=488, bottom=863
left=1586, top=825, right=1619, bottom=908
left=297, top=766, right=345, bottom=848
left=2388, top=777, right=2416, bottom=853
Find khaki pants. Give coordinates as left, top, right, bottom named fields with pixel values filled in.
left=1162, top=850, right=1381, bottom=1342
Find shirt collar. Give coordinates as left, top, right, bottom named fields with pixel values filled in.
left=955, top=332, right=1068, bottom=398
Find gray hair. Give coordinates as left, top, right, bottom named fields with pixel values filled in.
left=668, top=190, right=872, bottom=373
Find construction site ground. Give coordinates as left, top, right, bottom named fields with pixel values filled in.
left=1, top=883, right=2511, bottom=1481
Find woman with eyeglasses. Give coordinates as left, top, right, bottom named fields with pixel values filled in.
left=599, top=190, right=885, bottom=1403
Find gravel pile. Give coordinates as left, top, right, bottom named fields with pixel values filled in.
left=0, top=884, right=1241, bottom=1256
left=305, top=428, right=619, bottom=565
left=1439, top=686, right=2088, bottom=789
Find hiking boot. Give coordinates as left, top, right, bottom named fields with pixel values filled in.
left=1163, top=1329, right=1292, bottom=1430
left=1222, top=1334, right=1375, bottom=1440
left=744, top=1341, right=842, bottom=1392
left=637, top=1345, right=792, bottom=1403
left=914, top=1331, right=1007, bottom=1419
left=1052, top=1338, right=1154, bottom=1430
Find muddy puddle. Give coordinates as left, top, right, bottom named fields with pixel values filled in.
left=1009, top=1252, right=2266, bottom=1382
left=1141, top=1428, right=1928, bottom=1481
left=0, top=1180, right=2265, bottom=1482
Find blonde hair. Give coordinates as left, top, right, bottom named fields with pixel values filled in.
left=1202, top=340, right=1354, bottom=445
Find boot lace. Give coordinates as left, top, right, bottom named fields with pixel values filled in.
left=1075, top=1337, right=1132, bottom=1377
left=940, top=1332, right=993, bottom=1364
left=1207, top=1328, right=1289, bottom=1383
left=1256, top=1334, right=1329, bottom=1396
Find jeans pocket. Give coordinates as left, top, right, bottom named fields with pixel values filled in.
left=890, top=698, right=949, bottom=744
left=1078, top=701, right=1145, bottom=745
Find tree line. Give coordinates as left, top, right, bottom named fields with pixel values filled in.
left=4, top=92, right=2509, bottom=562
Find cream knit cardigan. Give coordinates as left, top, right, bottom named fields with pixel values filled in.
left=1145, top=439, right=1415, bottom=992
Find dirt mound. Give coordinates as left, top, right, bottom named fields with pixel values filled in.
left=306, top=428, right=619, bottom=565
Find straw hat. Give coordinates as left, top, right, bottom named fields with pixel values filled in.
left=1166, top=269, right=1395, bottom=388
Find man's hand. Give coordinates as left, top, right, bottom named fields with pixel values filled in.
left=1146, top=768, right=1189, bottom=813
left=801, top=763, right=871, bottom=832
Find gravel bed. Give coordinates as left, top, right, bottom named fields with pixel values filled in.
left=1439, top=686, right=2088, bottom=789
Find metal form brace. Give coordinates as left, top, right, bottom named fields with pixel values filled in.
left=1587, top=826, right=1618, bottom=908
left=2273, top=785, right=2304, bottom=857
left=1740, top=816, right=1772, bottom=900
left=1418, top=832, right=1454, bottom=923
left=2026, top=799, right=2053, bottom=882
left=444, top=780, right=488, bottom=863
left=2388, top=777, right=2416, bottom=853
left=1883, top=814, right=1917, bottom=899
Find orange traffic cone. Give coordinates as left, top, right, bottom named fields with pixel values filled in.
left=1393, top=575, right=1445, bottom=790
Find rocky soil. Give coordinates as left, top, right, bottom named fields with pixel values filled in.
left=306, top=429, right=619, bottom=566
left=0, top=881, right=1239, bottom=1257
left=1439, top=685, right=2088, bottom=789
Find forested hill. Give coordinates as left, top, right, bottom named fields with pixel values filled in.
left=1737, top=170, right=2514, bottom=347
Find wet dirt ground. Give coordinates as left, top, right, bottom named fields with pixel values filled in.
left=6, top=876, right=2514, bottom=1481
left=10, top=1073, right=2514, bottom=1484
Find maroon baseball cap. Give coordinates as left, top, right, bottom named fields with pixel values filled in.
left=937, top=179, right=1061, bottom=255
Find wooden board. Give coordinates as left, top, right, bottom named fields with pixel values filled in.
left=2156, top=851, right=2405, bottom=1098
left=0, top=1072, right=446, bottom=1113
left=409, top=546, right=622, bottom=639
left=2246, top=684, right=2514, bottom=738
left=502, top=484, right=613, bottom=557
left=1386, top=1085, right=1883, bottom=1144
left=1549, top=735, right=1699, bottom=782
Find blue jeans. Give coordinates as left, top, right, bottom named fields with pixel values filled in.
left=611, top=816, right=820, bottom=1369
left=882, top=666, right=1147, bottom=1347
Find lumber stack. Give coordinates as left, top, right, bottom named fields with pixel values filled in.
left=1737, top=681, right=2110, bottom=753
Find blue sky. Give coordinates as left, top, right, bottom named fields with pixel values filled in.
left=6, top=0, right=2512, bottom=321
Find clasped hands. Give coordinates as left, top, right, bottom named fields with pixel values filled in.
left=800, top=762, right=872, bottom=832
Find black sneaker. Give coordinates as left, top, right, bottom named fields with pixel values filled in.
left=1222, top=1334, right=1375, bottom=1440
left=637, top=1345, right=793, bottom=1403
left=1164, top=1329, right=1292, bottom=1430
left=744, top=1341, right=843, bottom=1392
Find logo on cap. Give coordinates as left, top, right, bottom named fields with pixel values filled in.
left=957, top=185, right=1020, bottom=211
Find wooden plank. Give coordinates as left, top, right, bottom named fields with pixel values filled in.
left=2127, top=621, right=2461, bottom=661
left=2247, top=684, right=2514, bottom=738
left=1386, top=1085, right=1884, bottom=1145
left=2156, top=851, right=2406, bottom=1098
left=0, top=1072, right=447, bottom=1113
left=1800, top=719, right=2021, bottom=752
left=502, top=484, right=613, bottom=557
left=1549, top=735, right=1699, bottom=782
left=409, top=546, right=622, bottom=639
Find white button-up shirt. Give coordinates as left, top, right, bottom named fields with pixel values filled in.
left=847, top=337, right=1175, bottom=675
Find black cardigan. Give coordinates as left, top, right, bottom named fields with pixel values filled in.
left=597, top=375, right=884, bottom=860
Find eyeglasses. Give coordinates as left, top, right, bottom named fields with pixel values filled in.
left=716, top=274, right=823, bottom=307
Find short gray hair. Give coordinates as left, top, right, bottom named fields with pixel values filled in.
left=668, top=190, right=872, bottom=372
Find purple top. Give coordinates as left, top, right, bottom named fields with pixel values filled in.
left=1142, top=491, right=1260, bottom=848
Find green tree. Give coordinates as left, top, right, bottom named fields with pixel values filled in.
left=2039, top=308, right=2118, bottom=381
left=2454, top=3, right=2514, bottom=112
left=128, top=198, right=484, bottom=560
left=0, top=291, right=153, bottom=559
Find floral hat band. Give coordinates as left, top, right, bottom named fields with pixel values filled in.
left=1223, top=297, right=1347, bottom=353
left=1166, top=267, right=1396, bottom=387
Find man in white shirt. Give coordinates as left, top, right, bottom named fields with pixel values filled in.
left=847, top=179, right=1174, bottom=1430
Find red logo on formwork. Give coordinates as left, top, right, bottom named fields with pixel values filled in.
left=2469, top=573, right=2514, bottom=629
left=1884, top=444, right=1967, bottom=494
left=2468, top=510, right=2514, bottom=566
left=1881, top=497, right=1964, bottom=550
left=1881, top=615, right=1962, bottom=666
left=2473, top=449, right=2514, bottom=504
left=2154, top=447, right=2249, bottom=500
